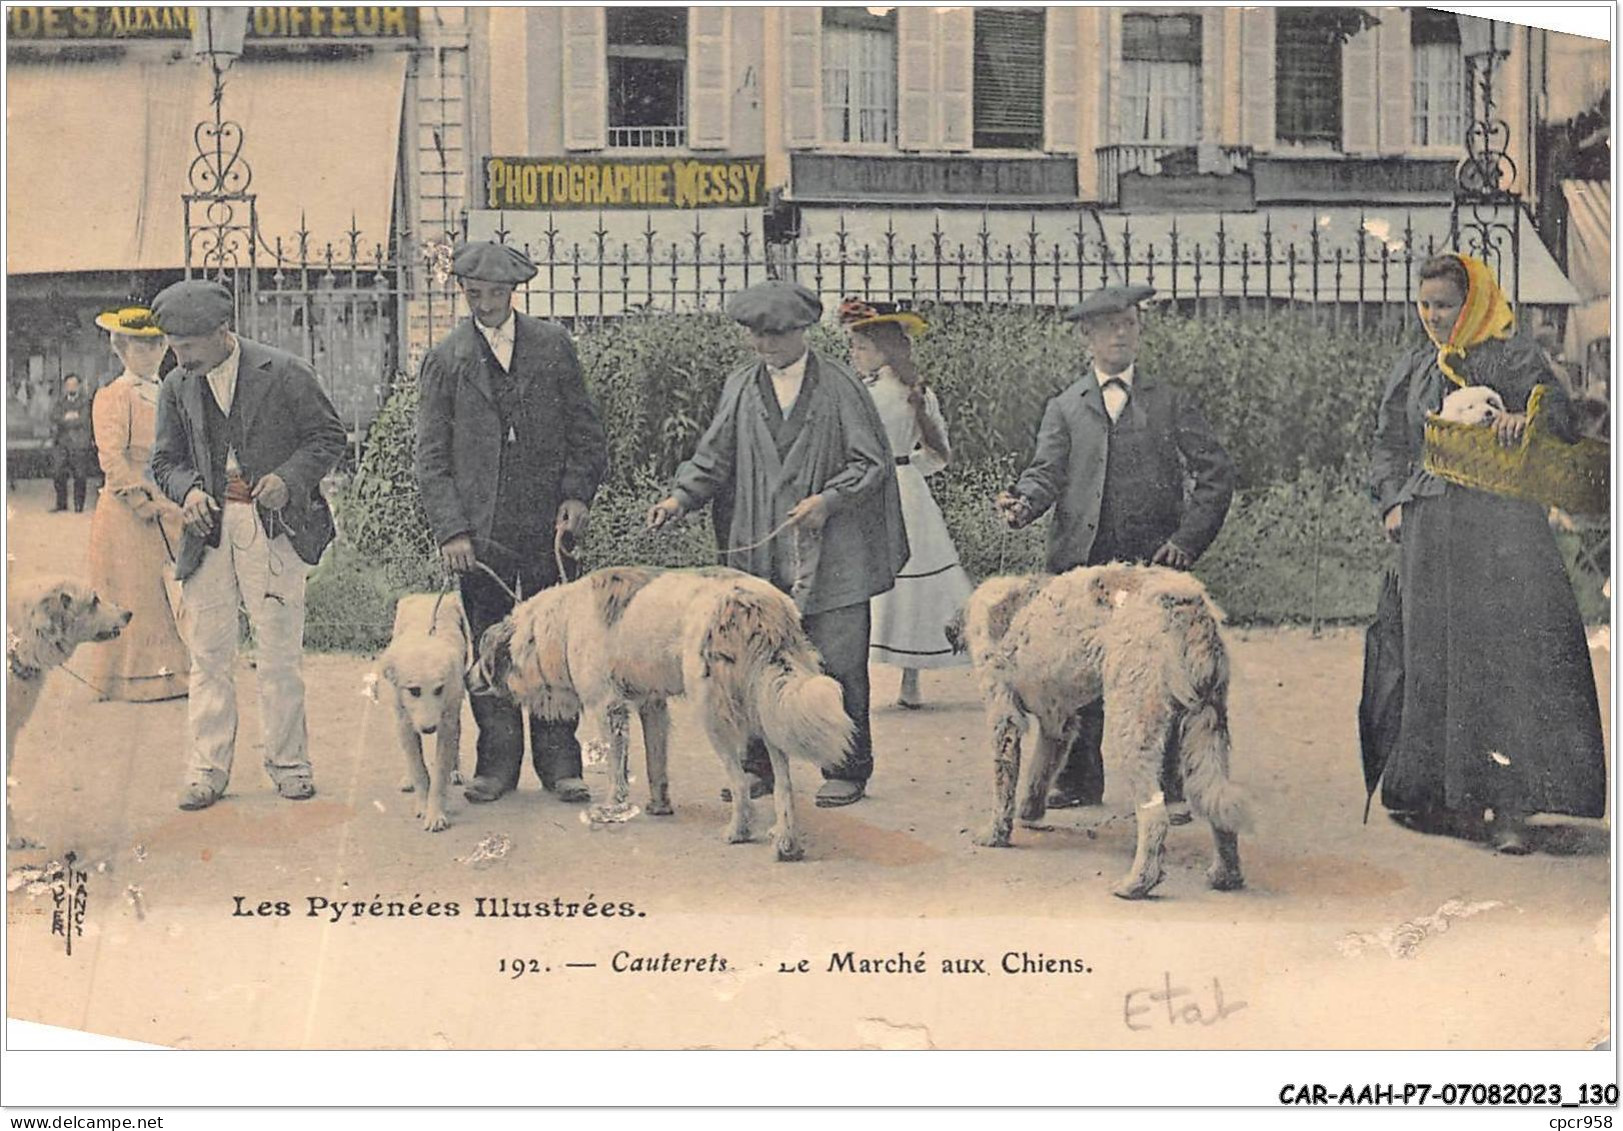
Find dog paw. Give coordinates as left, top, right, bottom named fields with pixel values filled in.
left=1016, top=801, right=1047, bottom=823
left=645, top=797, right=674, bottom=817
left=770, top=827, right=805, bottom=862
left=450, top=770, right=465, bottom=787
left=971, top=823, right=1012, bottom=848
left=422, top=812, right=450, bottom=833
left=724, top=822, right=752, bottom=845
left=1206, top=862, right=1245, bottom=891
left=1111, top=867, right=1165, bottom=901
left=399, top=779, right=416, bottom=793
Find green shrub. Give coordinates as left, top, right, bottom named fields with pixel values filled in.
left=338, top=377, right=440, bottom=590
left=304, top=544, right=400, bottom=654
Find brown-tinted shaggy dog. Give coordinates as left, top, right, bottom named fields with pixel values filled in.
left=7, top=577, right=131, bottom=849
left=955, top=564, right=1248, bottom=899
left=473, top=567, right=851, bottom=861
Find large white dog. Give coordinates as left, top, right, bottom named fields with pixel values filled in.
left=954, top=564, right=1249, bottom=899
left=473, top=566, right=852, bottom=861
left=377, top=592, right=470, bottom=832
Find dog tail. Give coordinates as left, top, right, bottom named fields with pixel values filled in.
left=702, top=586, right=851, bottom=771
left=1163, top=593, right=1251, bottom=835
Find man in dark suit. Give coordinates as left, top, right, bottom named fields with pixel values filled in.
left=49, top=374, right=95, bottom=512
left=415, top=241, right=609, bottom=806
left=149, top=279, right=347, bottom=811
left=996, top=285, right=1234, bottom=814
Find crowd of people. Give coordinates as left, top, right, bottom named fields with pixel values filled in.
left=33, top=245, right=1606, bottom=858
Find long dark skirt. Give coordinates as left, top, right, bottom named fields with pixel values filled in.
left=1382, top=486, right=1606, bottom=819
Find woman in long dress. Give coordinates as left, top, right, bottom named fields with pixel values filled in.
left=83, top=307, right=189, bottom=702
left=839, top=298, right=973, bottom=708
left=1370, top=253, right=1605, bottom=853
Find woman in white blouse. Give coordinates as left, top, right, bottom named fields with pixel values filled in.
left=838, top=298, right=973, bottom=708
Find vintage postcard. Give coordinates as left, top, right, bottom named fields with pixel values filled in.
left=2, top=1, right=1614, bottom=1107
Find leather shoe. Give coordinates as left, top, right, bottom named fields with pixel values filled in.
left=815, top=779, right=866, bottom=808
left=178, top=783, right=221, bottom=811
left=549, top=776, right=591, bottom=804
left=276, top=777, right=315, bottom=801
left=719, top=772, right=772, bottom=802
left=464, top=775, right=514, bottom=804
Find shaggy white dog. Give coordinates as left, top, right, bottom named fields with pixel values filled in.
left=377, top=592, right=469, bottom=832
left=954, top=564, right=1249, bottom=899
left=474, top=566, right=851, bottom=862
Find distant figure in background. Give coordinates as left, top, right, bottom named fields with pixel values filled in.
left=838, top=297, right=972, bottom=709
left=84, top=307, right=190, bottom=703
left=50, top=374, right=96, bottom=512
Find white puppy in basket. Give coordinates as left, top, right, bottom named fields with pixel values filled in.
left=1438, top=385, right=1506, bottom=427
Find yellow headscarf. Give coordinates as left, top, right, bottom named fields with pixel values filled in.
left=1421, top=253, right=1516, bottom=387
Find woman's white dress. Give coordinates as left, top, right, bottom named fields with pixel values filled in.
left=863, top=366, right=972, bottom=669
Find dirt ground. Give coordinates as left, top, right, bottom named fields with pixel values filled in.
left=4, top=479, right=1613, bottom=1051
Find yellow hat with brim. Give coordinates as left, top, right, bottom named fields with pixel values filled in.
left=95, top=306, right=164, bottom=337
left=837, top=297, right=928, bottom=335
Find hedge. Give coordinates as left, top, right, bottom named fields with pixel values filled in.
left=305, top=306, right=1604, bottom=650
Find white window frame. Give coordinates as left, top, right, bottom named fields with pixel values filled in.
left=1411, top=39, right=1465, bottom=152
left=820, top=12, right=899, bottom=151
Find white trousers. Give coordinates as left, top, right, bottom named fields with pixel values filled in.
left=178, top=502, right=311, bottom=791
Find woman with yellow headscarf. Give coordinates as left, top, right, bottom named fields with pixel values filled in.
left=1369, top=253, right=1604, bottom=854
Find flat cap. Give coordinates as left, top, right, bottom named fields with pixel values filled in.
left=725, top=280, right=823, bottom=334
left=150, top=280, right=234, bottom=336
left=451, top=240, right=537, bottom=284
left=1063, top=283, right=1156, bottom=322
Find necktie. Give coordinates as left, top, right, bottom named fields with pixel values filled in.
left=1102, top=378, right=1130, bottom=422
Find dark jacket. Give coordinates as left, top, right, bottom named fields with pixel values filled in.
left=51, top=390, right=94, bottom=451
left=1014, top=371, right=1234, bottom=573
left=150, top=336, right=347, bottom=581
left=414, top=314, right=609, bottom=548
left=668, top=349, right=908, bottom=616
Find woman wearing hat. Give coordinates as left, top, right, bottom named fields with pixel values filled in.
left=84, top=307, right=188, bottom=702
left=839, top=298, right=972, bottom=708
left=1370, top=252, right=1605, bottom=853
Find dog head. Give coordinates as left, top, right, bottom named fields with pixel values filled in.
left=379, top=636, right=464, bottom=735
left=1439, top=385, right=1506, bottom=427
left=13, top=578, right=131, bottom=669
left=469, top=618, right=517, bottom=702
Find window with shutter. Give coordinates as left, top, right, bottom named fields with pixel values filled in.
left=973, top=7, right=1045, bottom=150
left=1411, top=9, right=1463, bottom=148
left=822, top=7, right=898, bottom=146
left=606, top=7, right=687, bottom=149
left=1121, top=12, right=1202, bottom=144
left=1275, top=8, right=1346, bottom=147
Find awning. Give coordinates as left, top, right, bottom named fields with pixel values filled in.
left=6, top=54, right=407, bottom=275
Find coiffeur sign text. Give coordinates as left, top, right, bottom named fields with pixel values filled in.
left=485, top=157, right=767, bottom=212
left=7, top=7, right=417, bottom=39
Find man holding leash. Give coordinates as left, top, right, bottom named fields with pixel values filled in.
left=995, top=284, right=1234, bottom=814
left=415, top=241, right=609, bottom=806
left=646, top=279, right=908, bottom=808
left=149, top=279, right=347, bottom=811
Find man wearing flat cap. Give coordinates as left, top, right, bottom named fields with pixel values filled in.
left=647, top=279, right=908, bottom=808
left=415, top=239, right=609, bottom=806
left=995, top=284, right=1234, bottom=814
left=149, top=278, right=347, bottom=811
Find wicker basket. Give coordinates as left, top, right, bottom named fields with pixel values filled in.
left=1423, top=385, right=1610, bottom=515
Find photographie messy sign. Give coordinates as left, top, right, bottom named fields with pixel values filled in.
left=3, top=2, right=1612, bottom=1076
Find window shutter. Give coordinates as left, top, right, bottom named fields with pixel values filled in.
left=1341, top=19, right=1378, bottom=154
left=562, top=6, right=606, bottom=151
left=783, top=6, right=821, bottom=148
left=896, top=5, right=936, bottom=150
left=1201, top=9, right=1223, bottom=142
left=1377, top=8, right=1411, bottom=153
left=688, top=6, right=730, bottom=150
left=938, top=6, right=974, bottom=151
left=1044, top=7, right=1079, bottom=152
left=1239, top=6, right=1274, bottom=148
